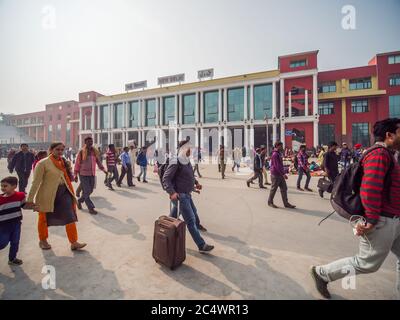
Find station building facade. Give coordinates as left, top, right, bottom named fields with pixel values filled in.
left=77, top=49, right=400, bottom=152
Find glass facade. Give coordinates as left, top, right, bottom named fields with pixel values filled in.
left=351, top=100, right=369, bottom=113
left=290, top=59, right=307, bottom=68
left=389, top=95, right=400, bottom=118
left=227, top=87, right=244, bottom=122
left=318, top=102, right=334, bottom=115
left=163, top=96, right=175, bottom=125
left=389, top=74, right=400, bottom=87
left=100, top=105, right=109, bottom=129
left=145, top=99, right=156, bottom=127
left=388, top=55, right=400, bottom=64
left=183, top=94, right=196, bottom=124
left=352, top=123, right=370, bottom=146
left=254, top=84, right=273, bottom=120
left=129, top=101, right=139, bottom=127
left=349, top=78, right=372, bottom=90
left=114, top=103, right=124, bottom=128
left=318, top=124, right=335, bottom=146
left=204, top=91, right=219, bottom=123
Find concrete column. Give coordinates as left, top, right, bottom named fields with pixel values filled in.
left=313, top=120, right=319, bottom=148
left=305, top=90, right=309, bottom=116
left=280, top=78, right=285, bottom=117
left=218, top=89, right=222, bottom=122
left=200, top=128, right=204, bottom=151
left=272, top=82, right=277, bottom=119
left=91, top=104, right=95, bottom=130
left=244, top=125, right=249, bottom=152
left=244, top=85, right=248, bottom=120
left=313, top=74, right=318, bottom=115
left=288, top=91, right=292, bottom=118
left=272, top=123, right=277, bottom=144
left=281, top=121, right=285, bottom=148
left=249, top=125, right=254, bottom=151
left=179, top=94, right=183, bottom=125
left=195, top=92, right=199, bottom=123
left=195, top=127, right=199, bottom=148
left=250, top=85, right=254, bottom=120
left=223, top=88, right=228, bottom=123
left=200, top=92, right=204, bottom=123
left=223, top=126, right=228, bottom=149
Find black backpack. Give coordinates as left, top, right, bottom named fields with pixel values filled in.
left=329, top=145, right=394, bottom=221
left=158, top=158, right=183, bottom=190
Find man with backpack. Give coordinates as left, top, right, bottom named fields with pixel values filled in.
left=162, top=139, right=214, bottom=253
left=311, top=118, right=400, bottom=299
left=318, top=141, right=339, bottom=198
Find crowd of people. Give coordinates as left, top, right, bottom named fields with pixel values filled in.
left=1, top=118, right=400, bottom=299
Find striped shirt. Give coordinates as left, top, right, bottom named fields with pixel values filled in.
left=360, top=146, right=400, bottom=224
left=0, top=192, right=25, bottom=224
left=106, top=150, right=117, bottom=167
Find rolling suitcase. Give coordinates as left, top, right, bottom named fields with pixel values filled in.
left=152, top=214, right=186, bottom=270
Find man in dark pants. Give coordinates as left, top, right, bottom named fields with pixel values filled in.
left=247, top=147, right=266, bottom=188
left=105, top=144, right=119, bottom=190
left=8, top=144, right=35, bottom=193
left=268, top=142, right=296, bottom=208
left=117, top=147, right=135, bottom=187
left=318, top=141, right=339, bottom=198
left=296, top=145, right=312, bottom=191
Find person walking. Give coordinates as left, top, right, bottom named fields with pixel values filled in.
left=26, top=142, right=86, bottom=251
left=117, top=147, right=135, bottom=187
left=137, top=146, right=148, bottom=183
left=218, top=145, right=226, bottom=179
left=296, top=145, right=312, bottom=192
left=105, top=144, right=119, bottom=190
left=268, top=142, right=296, bottom=209
left=246, top=147, right=266, bottom=189
left=74, top=137, right=107, bottom=215
left=193, top=146, right=202, bottom=178
left=311, top=118, right=400, bottom=299
left=129, top=142, right=138, bottom=176
left=7, top=144, right=35, bottom=193
left=162, top=139, right=214, bottom=253
left=340, top=142, right=352, bottom=169
left=318, top=141, right=339, bottom=198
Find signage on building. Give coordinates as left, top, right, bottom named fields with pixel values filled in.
left=125, top=80, right=147, bottom=91
left=198, top=68, right=214, bottom=80
left=157, top=73, right=185, bottom=86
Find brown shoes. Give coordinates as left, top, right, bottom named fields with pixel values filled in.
left=39, top=240, right=52, bottom=250
left=89, top=209, right=98, bottom=215
left=71, top=242, right=87, bottom=251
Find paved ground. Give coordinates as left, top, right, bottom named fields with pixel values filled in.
left=0, top=158, right=398, bottom=300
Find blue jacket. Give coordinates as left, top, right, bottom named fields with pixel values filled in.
left=137, top=151, right=147, bottom=167
left=120, top=152, right=131, bottom=167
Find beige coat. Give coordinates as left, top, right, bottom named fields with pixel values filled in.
left=27, top=157, right=75, bottom=213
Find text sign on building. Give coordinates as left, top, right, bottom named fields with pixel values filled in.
left=157, top=73, right=185, bottom=86
left=198, top=68, right=214, bottom=80
left=125, top=80, right=147, bottom=91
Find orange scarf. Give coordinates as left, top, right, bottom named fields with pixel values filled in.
left=49, top=154, right=76, bottom=212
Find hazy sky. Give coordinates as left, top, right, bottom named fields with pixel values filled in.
left=0, top=0, right=399, bottom=114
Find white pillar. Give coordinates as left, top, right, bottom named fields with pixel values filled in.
left=218, top=127, right=222, bottom=146
left=195, top=127, right=199, bottom=148
left=272, top=123, right=277, bottom=144
left=160, top=97, right=164, bottom=126
left=272, top=82, right=277, bottom=119
left=244, top=125, right=249, bottom=152
left=155, top=97, right=159, bottom=126
left=249, top=125, right=254, bottom=150
left=223, top=88, right=228, bottom=123
left=179, top=94, right=183, bottom=125
left=305, top=90, right=309, bottom=116
left=281, top=121, right=285, bottom=148
left=250, top=85, right=254, bottom=120
left=313, top=120, right=319, bottom=148
left=200, top=128, right=204, bottom=151
left=91, top=104, right=95, bottom=130
left=200, top=91, right=204, bottom=123
left=313, top=74, right=318, bottom=116
left=97, top=105, right=101, bottom=130
left=288, top=91, right=292, bottom=118
left=223, top=126, right=228, bottom=149
left=218, top=89, right=222, bottom=122
left=79, top=107, right=83, bottom=131
left=244, top=85, right=248, bottom=120
left=280, top=78, right=285, bottom=117
left=195, top=92, right=199, bottom=124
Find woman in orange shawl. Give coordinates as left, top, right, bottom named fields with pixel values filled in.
left=26, top=142, right=86, bottom=251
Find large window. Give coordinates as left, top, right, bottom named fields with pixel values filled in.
left=183, top=94, right=195, bottom=124
left=227, top=87, right=244, bottom=122
left=351, top=100, right=369, bottom=113
left=129, top=101, right=139, bottom=127
left=114, top=103, right=124, bottom=128
left=349, top=77, right=372, bottom=90
left=318, top=102, right=334, bottom=115
left=254, top=84, right=272, bottom=120
left=100, top=105, right=109, bottom=129
left=352, top=123, right=370, bottom=147
left=318, top=81, right=336, bottom=93
left=388, top=55, right=400, bottom=64
left=318, top=124, right=335, bottom=146
left=290, top=59, right=307, bottom=68
left=389, top=95, right=400, bottom=118
left=389, top=74, right=400, bottom=87
left=163, top=96, right=175, bottom=125
left=145, top=99, right=156, bottom=127
left=204, top=91, right=219, bottom=123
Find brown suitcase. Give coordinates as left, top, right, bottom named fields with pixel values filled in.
left=152, top=215, right=186, bottom=270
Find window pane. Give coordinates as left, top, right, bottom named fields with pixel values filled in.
left=318, top=102, right=334, bottom=115
left=163, top=96, right=175, bottom=125
left=129, top=101, right=139, bottom=127
left=254, top=84, right=272, bottom=120
left=183, top=94, right=195, bottom=124
left=204, top=91, right=219, bottom=123
left=227, top=87, right=244, bottom=122
left=352, top=123, right=370, bottom=146
left=114, top=103, right=124, bottom=128
left=146, top=99, right=156, bottom=127
left=389, top=95, right=400, bottom=118
left=100, top=105, right=109, bottom=129
left=351, top=100, right=368, bottom=113
left=318, top=124, right=335, bottom=145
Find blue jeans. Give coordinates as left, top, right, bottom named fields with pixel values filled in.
left=297, top=167, right=311, bottom=189
left=169, top=194, right=205, bottom=249
left=0, top=220, right=21, bottom=261
left=138, top=166, right=147, bottom=181
left=170, top=199, right=201, bottom=228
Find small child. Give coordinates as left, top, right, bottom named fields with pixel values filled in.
left=0, top=176, right=34, bottom=265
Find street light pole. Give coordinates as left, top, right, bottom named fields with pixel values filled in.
left=264, top=113, right=269, bottom=156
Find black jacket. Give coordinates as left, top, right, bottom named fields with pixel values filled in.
left=8, top=151, right=35, bottom=173
left=162, top=158, right=197, bottom=195
left=324, top=151, right=339, bottom=180
left=253, top=153, right=263, bottom=171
